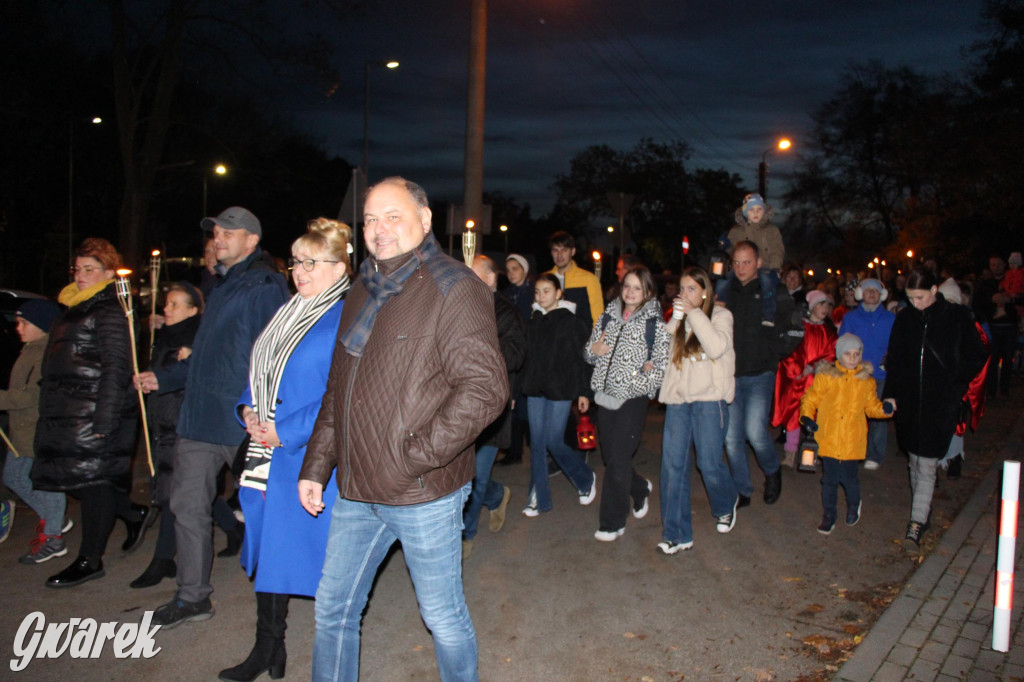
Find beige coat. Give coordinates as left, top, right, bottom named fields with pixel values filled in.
left=0, top=337, right=46, bottom=457
left=658, top=306, right=735, bottom=405
left=726, top=206, right=785, bottom=271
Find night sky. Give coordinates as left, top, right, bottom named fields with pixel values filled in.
left=292, top=0, right=986, bottom=214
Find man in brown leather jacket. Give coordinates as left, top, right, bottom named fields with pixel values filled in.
left=298, top=177, right=508, bottom=682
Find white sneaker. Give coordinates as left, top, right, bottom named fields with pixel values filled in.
left=522, top=491, right=541, bottom=517
left=579, top=473, right=597, bottom=506
left=864, top=460, right=880, bottom=471
left=594, top=528, right=625, bottom=542
left=632, top=479, right=653, bottom=519
left=657, top=540, right=693, bottom=554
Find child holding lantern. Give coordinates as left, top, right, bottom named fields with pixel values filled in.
left=799, top=333, right=894, bottom=535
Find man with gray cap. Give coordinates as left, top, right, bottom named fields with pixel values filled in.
left=150, top=207, right=288, bottom=628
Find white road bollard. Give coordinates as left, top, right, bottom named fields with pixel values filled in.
left=993, top=460, right=1020, bottom=653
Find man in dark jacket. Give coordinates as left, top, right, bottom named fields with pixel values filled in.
left=298, top=177, right=507, bottom=681
left=462, top=255, right=525, bottom=558
left=719, top=241, right=790, bottom=507
left=150, top=207, right=289, bottom=627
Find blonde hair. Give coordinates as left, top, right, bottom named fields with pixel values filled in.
left=671, top=267, right=716, bottom=368
left=294, top=218, right=352, bottom=272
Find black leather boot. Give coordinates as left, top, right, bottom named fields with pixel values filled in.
left=218, top=592, right=288, bottom=681
left=129, top=557, right=176, bottom=589
left=121, top=503, right=151, bottom=553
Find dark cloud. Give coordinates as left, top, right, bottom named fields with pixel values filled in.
left=290, top=0, right=985, bottom=211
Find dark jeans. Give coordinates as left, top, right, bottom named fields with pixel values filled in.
left=821, top=457, right=860, bottom=522
left=596, top=396, right=651, bottom=532
left=988, top=322, right=1016, bottom=395
left=72, top=483, right=139, bottom=565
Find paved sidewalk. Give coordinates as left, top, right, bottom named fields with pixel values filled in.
left=836, top=413, right=1024, bottom=681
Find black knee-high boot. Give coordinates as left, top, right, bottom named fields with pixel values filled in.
left=218, top=591, right=288, bottom=681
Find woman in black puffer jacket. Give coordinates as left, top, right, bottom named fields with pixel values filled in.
left=32, top=238, right=147, bottom=588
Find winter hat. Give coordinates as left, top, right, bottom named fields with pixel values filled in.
left=938, top=277, right=962, bottom=304
left=505, top=253, right=529, bottom=275
left=200, top=206, right=261, bottom=237
left=1010, top=252, right=1023, bottom=268
left=805, top=290, right=831, bottom=311
left=16, top=298, right=61, bottom=334
left=854, top=278, right=888, bottom=302
left=741, top=193, right=765, bottom=218
left=835, top=333, right=863, bottom=359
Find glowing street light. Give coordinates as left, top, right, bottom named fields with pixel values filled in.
left=69, top=115, right=104, bottom=268
left=202, top=164, right=229, bottom=217
left=500, top=224, right=508, bottom=252
left=592, top=250, right=602, bottom=281
left=363, top=59, right=400, bottom=180
left=758, top=137, right=793, bottom=201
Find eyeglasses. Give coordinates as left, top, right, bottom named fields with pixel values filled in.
left=288, top=257, right=339, bottom=272
left=69, top=266, right=101, bottom=275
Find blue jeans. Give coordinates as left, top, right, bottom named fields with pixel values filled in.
left=313, top=484, right=476, bottom=682
left=821, top=457, right=860, bottom=521
left=462, top=445, right=504, bottom=540
left=725, top=371, right=780, bottom=496
left=526, top=397, right=594, bottom=512
left=3, top=454, right=66, bottom=536
left=661, top=402, right=735, bottom=544
left=866, top=379, right=888, bottom=464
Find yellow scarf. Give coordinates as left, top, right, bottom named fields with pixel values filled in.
left=58, top=279, right=114, bottom=308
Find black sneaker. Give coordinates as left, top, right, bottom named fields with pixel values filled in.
left=817, top=517, right=836, bottom=535
left=152, top=597, right=214, bottom=629
left=716, top=497, right=739, bottom=534
left=657, top=540, right=693, bottom=555
left=846, top=501, right=862, bottom=527
left=905, top=520, right=928, bottom=547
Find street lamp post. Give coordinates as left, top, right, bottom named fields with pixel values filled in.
left=500, top=224, right=508, bottom=252
left=202, top=164, right=228, bottom=217
left=757, top=138, right=792, bottom=201
left=362, top=59, right=400, bottom=181
left=68, top=116, right=103, bottom=267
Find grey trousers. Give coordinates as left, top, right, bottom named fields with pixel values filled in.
left=169, top=437, right=235, bottom=603
left=908, top=453, right=940, bottom=524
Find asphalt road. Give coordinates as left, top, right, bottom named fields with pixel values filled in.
left=1, top=397, right=1017, bottom=681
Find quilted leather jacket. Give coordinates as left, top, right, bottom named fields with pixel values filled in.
left=300, top=237, right=509, bottom=505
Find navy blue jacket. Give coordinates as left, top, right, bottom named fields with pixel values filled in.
left=176, top=249, right=289, bottom=445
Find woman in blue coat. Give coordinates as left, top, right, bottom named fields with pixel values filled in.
left=219, top=218, right=351, bottom=682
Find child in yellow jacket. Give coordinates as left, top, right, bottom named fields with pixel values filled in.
left=800, top=333, right=895, bottom=534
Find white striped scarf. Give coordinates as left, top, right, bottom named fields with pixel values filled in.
left=239, top=275, right=350, bottom=491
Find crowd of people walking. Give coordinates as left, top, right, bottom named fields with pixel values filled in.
left=0, top=185, right=1016, bottom=681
